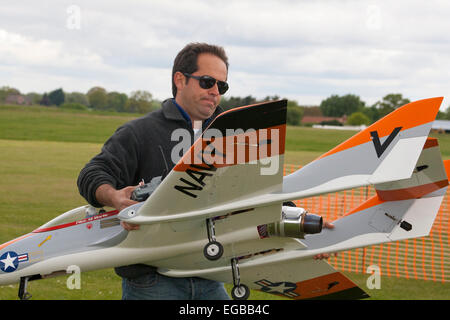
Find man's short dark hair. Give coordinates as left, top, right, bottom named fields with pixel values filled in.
left=172, top=42, right=229, bottom=97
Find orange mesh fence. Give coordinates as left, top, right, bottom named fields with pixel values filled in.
left=284, top=164, right=450, bottom=283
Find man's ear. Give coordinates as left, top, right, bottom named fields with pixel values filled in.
left=173, top=71, right=186, bottom=92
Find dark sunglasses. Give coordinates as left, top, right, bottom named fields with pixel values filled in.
left=183, top=73, right=229, bottom=95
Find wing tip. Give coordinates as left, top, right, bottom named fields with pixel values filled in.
left=288, top=271, right=370, bottom=300
left=306, top=286, right=370, bottom=300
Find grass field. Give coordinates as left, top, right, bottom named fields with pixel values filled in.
left=0, top=104, right=449, bottom=300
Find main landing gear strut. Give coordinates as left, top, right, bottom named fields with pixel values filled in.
left=230, top=258, right=250, bottom=300
left=203, top=218, right=224, bottom=261
left=18, top=275, right=41, bottom=300
left=18, top=276, right=32, bottom=300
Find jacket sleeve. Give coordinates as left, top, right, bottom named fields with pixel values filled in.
left=77, top=124, right=140, bottom=207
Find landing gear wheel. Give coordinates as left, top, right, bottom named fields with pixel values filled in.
left=203, top=241, right=224, bottom=261
left=231, top=284, right=250, bottom=300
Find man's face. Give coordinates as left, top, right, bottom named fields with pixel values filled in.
left=174, top=53, right=228, bottom=123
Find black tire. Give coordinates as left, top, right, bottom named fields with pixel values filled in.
left=231, top=284, right=250, bottom=300
left=203, top=241, right=224, bottom=261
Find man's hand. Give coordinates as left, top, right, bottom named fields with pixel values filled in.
left=121, top=221, right=140, bottom=231
left=314, top=221, right=338, bottom=260
left=95, top=184, right=141, bottom=231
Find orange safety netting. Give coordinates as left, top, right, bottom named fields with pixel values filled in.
left=284, top=164, right=450, bottom=283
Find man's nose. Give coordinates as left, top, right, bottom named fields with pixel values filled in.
left=208, top=82, right=220, bottom=96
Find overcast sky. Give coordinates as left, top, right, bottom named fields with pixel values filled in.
left=1, top=0, right=449, bottom=109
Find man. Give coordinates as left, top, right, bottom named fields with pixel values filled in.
left=77, top=43, right=231, bottom=299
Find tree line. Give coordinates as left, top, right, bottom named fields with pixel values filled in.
left=0, top=86, right=305, bottom=125
left=1, top=86, right=448, bottom=126
left=319, top=93, right=411, bottom=125
left=0, top=86, right=161, bottom=114
left=319, top=93, right=450, bottom=125
left=218, top=92, right=450, bottom=126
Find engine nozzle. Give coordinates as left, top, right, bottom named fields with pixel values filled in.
left=265, top=206, right=323, bottom=239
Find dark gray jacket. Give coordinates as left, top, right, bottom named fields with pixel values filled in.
left=77, top=98, right=222, bottom=278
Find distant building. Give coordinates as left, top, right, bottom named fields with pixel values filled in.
left=5, top=94, right=32, bottom=105
left=432, top=120, right=450, bottom=133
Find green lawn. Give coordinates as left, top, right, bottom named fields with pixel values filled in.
left=1, top=266, right=448, bottom=300
left=0, top=105, right=136, bottom=143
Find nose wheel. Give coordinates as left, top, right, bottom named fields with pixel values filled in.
left=203, top=218, right=224, bottom=261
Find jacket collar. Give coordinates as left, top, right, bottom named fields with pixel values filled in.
left=162, top=98, right=186, bottom=122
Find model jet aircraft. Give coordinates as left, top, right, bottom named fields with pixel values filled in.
left=0, top=97, right=447, bottom=300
